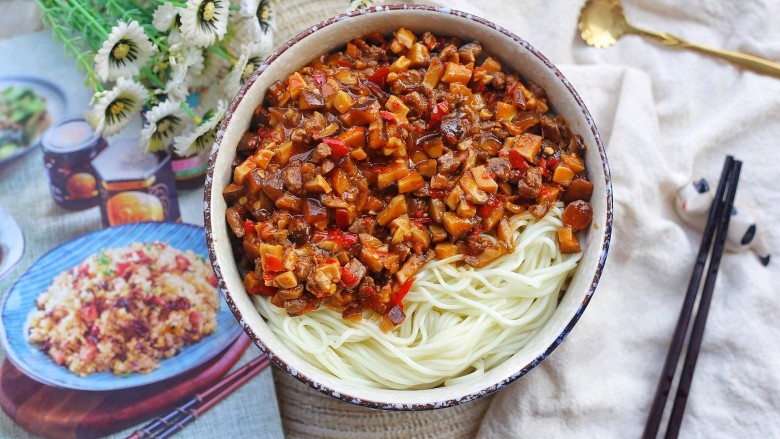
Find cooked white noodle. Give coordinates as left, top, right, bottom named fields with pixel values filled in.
left=254, top=203, right=581, bottom=389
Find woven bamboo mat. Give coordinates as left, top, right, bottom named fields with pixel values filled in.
left=268, top=1, right=493, bottom=437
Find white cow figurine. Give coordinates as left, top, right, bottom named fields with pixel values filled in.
left=675, top=178, right=770, bottom=266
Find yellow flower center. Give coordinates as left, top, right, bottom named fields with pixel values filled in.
left=203, top=2, right=216, bottom=21
left=259, top=6, right=269, bottom=21
left=113, top=43, right=130, bottom=60
left=242, top=63, right=255, bottom=80
left=158, top=119, right=172, bottom=134
left=109, top=101, right=125, bottom=116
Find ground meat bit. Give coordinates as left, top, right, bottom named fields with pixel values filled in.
left=363, top=44, right=388, bottom=62
left=540, top=115, right=562, bottom=145
left=466, top=234, right=492, bottom=254
left=288, top=217, right=310, bottom=244
left=310, top=143, right=331, bottom=164
left=391, top=71, right=423, bottom=95
left=457, top=42, right=482, bottom=63
left=491, top=71, right=506, bottom=89
left=303, top=111, right=326, bottom=136
left=294, top=255, right=314, bottom=280
left=437, top=151, right=463, bottom=174
left=517, top=166, right=543, bottom=199
left=349, top=216, right=378, bottom=235
left=282, top=162, right=303, bottom=193
left=404, top=91, right=427, bottom=114
left=486, top=157, right=511, bottom=182
left=528, top=81, right=547, bottom=101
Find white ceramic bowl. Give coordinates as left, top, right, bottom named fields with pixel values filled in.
left=205, top=4, right=612, bottom=409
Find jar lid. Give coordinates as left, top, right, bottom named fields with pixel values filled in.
left=42, top=119, right=101, bottom=155
left=92, top=138, right=164, bottom=182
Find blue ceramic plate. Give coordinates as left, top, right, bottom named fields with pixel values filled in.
left=0, top=76, right=67, bottom=166
left=0, top=222, right=241, bottom=391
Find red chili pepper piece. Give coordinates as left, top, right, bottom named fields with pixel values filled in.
left=322, top=137, right=349, bottom=160
left=477, top=193, right=507, bottom=218
left=262, top=254, right=284, bottom=272
left=313, top=229, right=359, bottom=247
left=509, top=149, right=529, bottom=169
left=390, top=277, right=415, bottom=308
left=539, top=158, right=551, bottom=178
left=427, top=101, right=449, bottom=128
left=247, top=283, right=277, bottom=296
left=538, top=186, right=553, bottom=198
left=244, top=219, right=255, bottom=236
left=380, top=111, right=397, bottom=123
left=341, top=267, right=360, bottom=288
left=367, top=66, right=391, bottom=88
left=335, top=208, right=350, bottom=230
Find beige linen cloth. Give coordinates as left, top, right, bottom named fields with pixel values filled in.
left=273, top=0, right=780, bottom=438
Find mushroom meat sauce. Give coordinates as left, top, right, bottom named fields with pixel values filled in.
left=223, top=28, right=594, bottom=331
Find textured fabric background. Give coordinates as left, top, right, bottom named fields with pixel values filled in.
left=2, top=0, right=779, bottom=438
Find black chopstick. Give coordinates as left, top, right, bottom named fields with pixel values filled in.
left=642, top=156, right=741, bottom=439
left=127, top=354, right=271, bottom=439
left=664, top=160, right=741, bottom=438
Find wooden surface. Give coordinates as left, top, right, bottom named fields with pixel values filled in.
left=0, top=334, right=251, bottom=439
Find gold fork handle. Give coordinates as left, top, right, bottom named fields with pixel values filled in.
left=629, top=26, right=780, bottom=78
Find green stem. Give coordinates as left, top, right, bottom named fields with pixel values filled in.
left=60, top=0, right=110, bottom=39
left=154, top=0, right=187, bottom=8
left=208, top=46, right=235, bottom=62
left=142, top=66, right=167, bottom=90
left=179, top=102, right=201, bottom=124
left=36, top=0, right=103, bottom=92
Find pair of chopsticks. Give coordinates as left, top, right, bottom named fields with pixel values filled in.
left=127, top=354, right=271, bottom=439
left=642, top=156, right=742, bottom=439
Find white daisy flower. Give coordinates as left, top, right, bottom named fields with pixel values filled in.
left=188, top=48, right=231, bottom=89
left=161, top=43, right=204, bottom=101
left=140, top=100, right=187, bottom=153
left=173, top=100, right=227, bottom=156
left=234, top=0, right=275, bottom=45
left=94, top=20, right=156, bottom=82
left=221, top=41, right=270, bottom=98
left=153, top=3, right=180, bottom=33
left=179, top=0, right=230, bottom=47
left=221, top=54, right=249, bottom=99
left=86, top=78, right=148, bottom=136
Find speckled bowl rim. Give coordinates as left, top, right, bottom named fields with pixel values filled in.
left=205, top=4, right=613, bottom=410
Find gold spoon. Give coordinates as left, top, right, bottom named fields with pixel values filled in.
left=578, top=0, right=780, bottom=77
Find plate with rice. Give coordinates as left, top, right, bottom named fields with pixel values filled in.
left=0, top=222, right=242, bottom=391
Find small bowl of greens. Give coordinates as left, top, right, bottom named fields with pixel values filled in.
left=0, top=77, right=67, bottom=165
